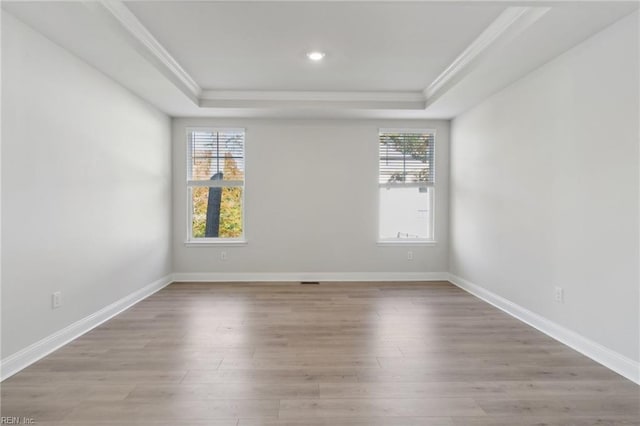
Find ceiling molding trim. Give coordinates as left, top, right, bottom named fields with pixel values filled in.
left=200, top=90, right=426, bottom=102
left=199, top=90, right=426, bottom=110
left=424, top=6, right=551, bottom=103
left=199, top=99, right=426, bottom=110
left=91, top=0, right=202, bottom=103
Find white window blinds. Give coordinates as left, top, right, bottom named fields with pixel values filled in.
left=188, top=129, right=245, bottom=183
left=379, top=129, right=435, bottom=187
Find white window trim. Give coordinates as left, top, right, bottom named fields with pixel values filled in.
left=187, top=180, right=244, bottom=188
left=376, top=241, right=437, bottom=247
left=379, top=127, right=436, bottom=134
left=184, top=240, right=248, bottom=247
left=377, top=128, right=437, bottom=244
left=185, top=127, right=247, bottom=245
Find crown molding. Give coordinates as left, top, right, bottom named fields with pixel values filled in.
left=88, top=0, right=201, bottom=103
left=424, top=6, right=550, bottom=105
left=201, top=90, right=425, bottom=102
left=199, top=90, right=427, bottom=109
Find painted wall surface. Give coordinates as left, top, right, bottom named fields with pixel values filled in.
left=173, top=118, right=449, bottom=276
left=450, top=12, right=639, bottom=361
left=1, top=13, right=172, bottom=358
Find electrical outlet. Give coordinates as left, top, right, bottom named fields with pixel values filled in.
left=220, top=251, right=228, bottom=261
left=554, top=286, right=564, bottom=303
left=52, top=291, right=62, bottom=309
left=407, top=251, right=413, bottom=261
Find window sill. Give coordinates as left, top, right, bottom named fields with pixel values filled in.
left=184, top=240, right=248, bottom=247
left=377, top=240, right=437, bottom=247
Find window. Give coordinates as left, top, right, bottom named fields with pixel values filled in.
left=187, top=128, right=245, bottom=242
left=378, top=129, right=435, bottom=242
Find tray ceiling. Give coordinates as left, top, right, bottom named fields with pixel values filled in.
left=3, top=1, right=638, bottom=118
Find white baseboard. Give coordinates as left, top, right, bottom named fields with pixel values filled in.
left=448, top=273, right=640, bottom=385
left=172, top=272, right=449, bottom=283
left=0, top=274, right=173, bottom=382
left=8, top=271, right=634, bottom=386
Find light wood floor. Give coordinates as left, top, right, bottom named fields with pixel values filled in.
left=1, top=281, right=638, bottom=425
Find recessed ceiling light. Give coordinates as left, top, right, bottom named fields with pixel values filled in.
left=307, top=51, right=325, bottom=61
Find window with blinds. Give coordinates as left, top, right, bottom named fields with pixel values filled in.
left=378, top=129, right=435, bottom=241
left=187, top=129, right=245, bottom=241
left=379, top=131, right=435, bottom=187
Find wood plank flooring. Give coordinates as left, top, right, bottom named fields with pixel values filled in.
left=1, top=281, right=638, bottom=425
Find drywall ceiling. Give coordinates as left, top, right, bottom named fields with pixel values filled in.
left=125, top=2, right=504, bottom=92
left=2, top=1, right=638, bottom=118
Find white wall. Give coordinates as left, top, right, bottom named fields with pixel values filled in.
left=1, top=13, right=172, bottom=359
left=173, top=118, right=449, bottom=278
left=450, top=12, right=639, bottom=363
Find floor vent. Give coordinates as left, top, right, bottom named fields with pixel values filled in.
left=300, top=281, right=320, bottom=285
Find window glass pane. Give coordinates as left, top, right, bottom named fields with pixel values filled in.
left=379, top=186, right=432, bottom=239
left=191, top=187, right=243, bottom=239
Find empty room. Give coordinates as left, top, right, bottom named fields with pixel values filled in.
left=1, top=0, right=639, bottom=424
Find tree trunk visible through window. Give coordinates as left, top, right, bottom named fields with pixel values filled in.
left=205, top=172, right=223, bottom=237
